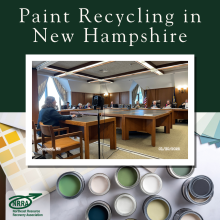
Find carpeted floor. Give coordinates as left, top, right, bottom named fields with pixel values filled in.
left=33, top=122, right=187, bottom=159
left=103, top=123, right=188, bottom=159
left=33, top=141, right=149, bottom=159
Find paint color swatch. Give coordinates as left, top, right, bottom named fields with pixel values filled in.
left=0, top=123, right=94, bottom=196
left=0, top=113, right=26, bottom=130
left=196, top=113, right=220, bottom=148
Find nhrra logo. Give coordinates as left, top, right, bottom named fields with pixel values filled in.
left=9, top=193, right=42, bottom=209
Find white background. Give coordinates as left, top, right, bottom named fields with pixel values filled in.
left=7, top=135, right=220, bottom=219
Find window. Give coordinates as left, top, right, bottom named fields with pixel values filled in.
left=39, top=91, right=45, bottom=111
left=135, top=86, right=143, bottom=104
left=38, top=77, right=65, bottom=111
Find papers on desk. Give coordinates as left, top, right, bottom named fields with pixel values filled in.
left=144, top=114, right=153, bottom=116
left=196, top=113, right=220, bottom=148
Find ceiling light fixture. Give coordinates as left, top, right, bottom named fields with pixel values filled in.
left=136, top=61, right=163, bottom=75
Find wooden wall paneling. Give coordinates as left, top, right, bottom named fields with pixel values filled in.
left=71, top=92, right=85, bottom=105
left=155, top=87, right=174, bottom=107
left=32, top=69, right=39, bottom=124
left=146, top=89, right=156, bottom=107
left=119, top=91, right=129, bottom=104
left=175, top=88, right=188, bottom=107
left=110, top=92, right=120, bottom=104
left=84, top=93, right=93, bottom=104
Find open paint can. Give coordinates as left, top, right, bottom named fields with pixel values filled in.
left=167, top=166, right=194, bottom=179
left=88, top=173, right=111, bottom=196
left=56, top=171, right=85, bottom=199
left=182, top=175, right=214, bottom=205
left=114, top=193, right=137, bottom=217
left=142, top=195, right=172, bottom=220
left=173, top=208, right=203, bottom=220
left=85, top=200, right=111, bottom=220
left=115, top=166, right=140, bottom=189
left=140, top=173, right=162, bottom=195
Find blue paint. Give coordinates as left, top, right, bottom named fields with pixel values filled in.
left=88, top=205, right=108, bottom=220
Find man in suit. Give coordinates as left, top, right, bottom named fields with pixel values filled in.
left=179, top=99, right=188, bottom=108
left=134, top=101, right=140, bottom=109
left=151, top=101, right=159, bottom=109
left=63, top=102, right=71, bottom=109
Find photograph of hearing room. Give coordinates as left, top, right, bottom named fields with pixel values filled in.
left=27, top=54, right=194, bottom=166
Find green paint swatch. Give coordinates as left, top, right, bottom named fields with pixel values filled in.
left=147, top=200, right=169, bottom=220
left=58, top=175, right=81, bottom=197
left=117, top=167, right=137, bottom=187
left=171, top=166, right=192, bottom=176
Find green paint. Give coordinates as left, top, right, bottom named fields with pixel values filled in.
left=171, top=166, right=192, bottom=176
left=117, top=167, right=137, bottom=187
left=58, top=175, right=81, bottom=197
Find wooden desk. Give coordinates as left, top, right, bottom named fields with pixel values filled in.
left=58, top=109, right=93, bottom=115
left=80, top=109, right=172, bottom=147
left=172, top=109, right=188, bottom=124
left=60, top=116, right=116, bottom=159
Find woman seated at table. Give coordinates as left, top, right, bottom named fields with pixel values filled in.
left=85, top=102, right=92, bottom=109
left=163, top=100, right=172, bottom=108
left=37, top=96, right=76, bottom=136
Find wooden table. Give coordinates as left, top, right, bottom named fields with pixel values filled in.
left=79, top=109, right=172, bottom=147
left=58, top=109, right=93, bottom=115
left=172, top=108, right=188, bottom=124
left=60, top=116, right=116, bottom=159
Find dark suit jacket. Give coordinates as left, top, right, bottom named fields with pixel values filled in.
left=37, top=107, right=72, bottom=136
left=179, top=103, right=186, bottom=108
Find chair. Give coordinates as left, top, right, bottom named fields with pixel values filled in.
left=172, top=103, right=177, bottom=108
left=32, top=121, right=59, bottom=153
left=113, top=104, right=118, bottom=108
left=119, top=104, right=124, bottom=108
left=39, top=122, right=83, bottom=159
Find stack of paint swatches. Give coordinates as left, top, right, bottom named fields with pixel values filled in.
left=196, top=113, right=220, bottom=148
left=0, top=123, right=94, bottom=196
left=56, top=166, right=212, bottom=220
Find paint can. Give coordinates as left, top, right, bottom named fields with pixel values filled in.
left=115, top=166, right=140, bottom=189
left=181, top=175, right=214, bottom=205
left=142, top=195, right=172, bottom=220
left=85, top=200, right=112, bottom=220
left=140, top=173, right=162, bottom=195
left=56, top=171, right=85, bottom=199
left=114, top=193, right=137, bottom=217
left=88, top=173, right=111, bottom=196
left=173, top=208, right=203, bottom=220
left=167, top=166, right=194, bottom=179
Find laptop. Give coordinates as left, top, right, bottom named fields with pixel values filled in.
left=185, top=103, right=188, bottom=109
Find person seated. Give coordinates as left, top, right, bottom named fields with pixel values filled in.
left=151, top=101, right=159, bottom=109
left=163, top=100, right=172, bottom=108
left=85, top=102, right=92, bottom=109
left=110, top=101, right=114, bottom=108
left=63, top=102, right=71, bottom=109
left=134, top=101, right=140, bottom=109
left=179, top=99, right=188, bottom=108
left=37, top=96, right=76, bottom=136
left=77, top=103, right=83, bottom=109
